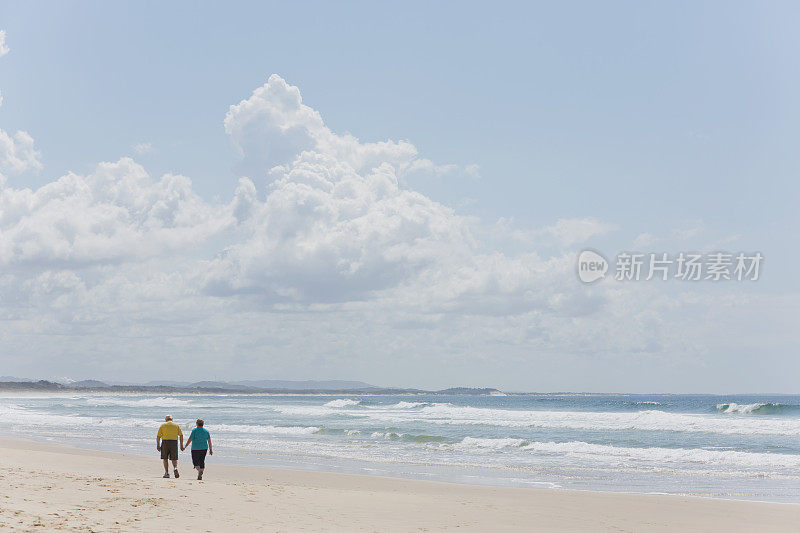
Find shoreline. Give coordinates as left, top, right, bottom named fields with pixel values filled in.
left=1, top=436, right=799, bottom=531
left=4, top=431, right=796, bottom=507
left=4, top=388, right=799, bottom=395
left=4, top=392, right=800, bottom=505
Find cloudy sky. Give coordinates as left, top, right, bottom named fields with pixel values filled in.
left=0, top=2, right=798, bottom=391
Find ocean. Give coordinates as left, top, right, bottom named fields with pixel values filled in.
left=1, top=393, right=799, bottom=503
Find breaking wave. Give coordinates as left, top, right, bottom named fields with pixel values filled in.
left=86, top=396, right=195, bottom=408
left=716, top=403, right=800, bottom=415
left=356, top=403, right=800, bottom=436
left=447, top=438, right=800, bottom=469
left=387, top=401, right=429, bottom=409
left=214, top=424, right=322, bottom=436
left=323, top=399, right=361, bottom=408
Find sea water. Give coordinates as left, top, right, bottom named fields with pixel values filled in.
left=1, top=393, right=799, bottom=502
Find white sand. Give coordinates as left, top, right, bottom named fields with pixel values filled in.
left=0, top=436, right=798, bottom=532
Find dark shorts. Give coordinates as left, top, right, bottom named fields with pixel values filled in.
left=160, top=440, right=179, bottom=461
left=191, top=449, right=208, bottom=468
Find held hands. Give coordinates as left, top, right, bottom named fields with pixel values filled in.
left=157, top=445, right=161, bottom=451
left=180, top=445, right=185, bottom=451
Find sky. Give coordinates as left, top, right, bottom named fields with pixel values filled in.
left=0, top=1, right=798, bottom=391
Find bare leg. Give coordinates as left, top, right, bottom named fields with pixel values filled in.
left=162, top=458, right=169, bottom=474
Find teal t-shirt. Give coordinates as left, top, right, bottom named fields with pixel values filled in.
left=189, top=427, right=211, bottom=450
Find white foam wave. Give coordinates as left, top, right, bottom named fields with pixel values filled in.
left=354, top=404, right=800, bottom=436
left=86, top=396, right=194, bottom=408
left=717, top=403, right=765, bottom=414
left=448, top=438, right=800, bottom=469
left=269, top=401, right=800, bottom=436
left=0, top=404, right=95, bottom=427
left=456, top=437, right=530, bottom=449
left=215, top=424, right=321, bottom=436
left=371, top=431, right=401, bottom=439
left=0, top=404, right=158, bottom=429
left=389, top=401, right=427, bottom=409
left=323, top=399, right=361, bottom=408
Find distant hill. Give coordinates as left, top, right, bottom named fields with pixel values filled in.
left=0, top=380, right=62, bottom=390
left=1, top=376, right=378, bottom=390
left=232, top=380, right=377, bottom=390
left=140, top=379, right=378, bottom=390
left=437, top=387, right=502, bottom=395
left=143, top=381, right=193, bottom=387
left=0, top=379, right=503, bottom=396
left=188, top=381, right=255, bottom=390
left=71, top=380, right=112, bottom=388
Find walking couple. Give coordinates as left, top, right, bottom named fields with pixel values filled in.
left=156, top=415, right=213, bottom=480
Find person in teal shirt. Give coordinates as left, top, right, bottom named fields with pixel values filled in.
left=182, top=419, right=213, bottom=480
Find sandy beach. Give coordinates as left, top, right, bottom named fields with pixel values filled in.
left=0, top=437, right=797, bottom=532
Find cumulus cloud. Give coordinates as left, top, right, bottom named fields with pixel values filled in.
left=0, top=158, right=231, bottom=267
left=0, top=74, right=590, bottom=335
left=203, top=153, right=474, bottom=302
left=0, top=129, right=42, bottom=175
left=201, top=76, right=484, bottom=302
left=0, top=74, right=645, bottom=328
left=0, top=76, right=483, bottom=306
left=0, top=72, right=792, bottom=389
left=0, top=34, right=42, bottom=175
left=225, top=74, right=473, bottom=180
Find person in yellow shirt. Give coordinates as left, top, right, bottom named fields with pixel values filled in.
left=156, top=415, right=184, bottom=478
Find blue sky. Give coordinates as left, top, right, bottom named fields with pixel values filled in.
left=0, top=2, right=798, bottom=390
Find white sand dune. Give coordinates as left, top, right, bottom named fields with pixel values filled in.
left=0, top=436, right=798, bottom=532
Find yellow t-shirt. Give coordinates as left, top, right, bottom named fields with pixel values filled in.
left=157, top=421, right=183, bottom=440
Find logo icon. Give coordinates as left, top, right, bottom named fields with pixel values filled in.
left=577, top=249, right=608, bottom=283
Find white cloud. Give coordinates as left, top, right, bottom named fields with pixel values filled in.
left=205, top=76, right=480, bottom=301
left=464, top=163, right=481, bottom=179
left=494, top=216, right=616, bottom=248
left=224, top=74, right=475, bottom=180
left=702, top=233, right=742, bottom=252
left=0, top=32, right=7, bottom=107
left=132, top=142, right=153, bottom=154
left=0, top=73, right=795, bottom=390
left=0, top=30, right=9, bottom=58
left=204, top=151, right=474, bottom=302
left=671, top=219, right=704, bottom=241
left=542, top=218, right=616, bottom=247
left=633, top=232, right=656, bottom=247
left=0, top=158, right=231, bottom=267
left=0, top=129, right=42, bottom=175
left=0, top=75, right=592, bottom=339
